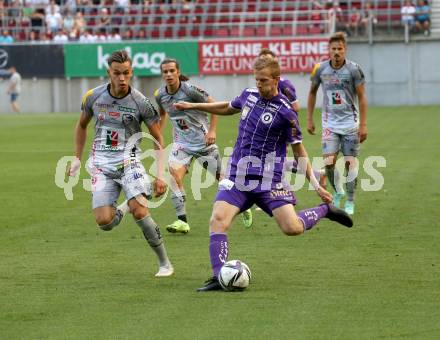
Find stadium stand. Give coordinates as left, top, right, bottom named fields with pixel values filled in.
left=0, top=0, right=435, bottom=42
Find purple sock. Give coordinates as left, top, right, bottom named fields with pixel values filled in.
left=209, top=233, right=228, bottom=277
left=297, top=204, right=329, bottom=231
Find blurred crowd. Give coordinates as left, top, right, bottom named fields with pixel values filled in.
left=0, top=0, right=194, bottom=42
left=0, top=0, right=432, bottom=43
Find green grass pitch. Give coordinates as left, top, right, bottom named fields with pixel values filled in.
left=0, top=106, right=439, bottom=339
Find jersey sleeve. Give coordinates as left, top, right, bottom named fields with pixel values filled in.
left=285, top=111, right=302, bottom=145
left=80, top=89, right=95, bottom=118
left=229, top=89, right=248, bottom=110
left=351, top=63, right=366, bottom=88
left=153, top=88, right=165, bottom=112
left=310, top=62, right=322, bottom=87
left=280, top=78, right=298, bottom=104
left=187, top=84, right=210, bottom=103
left=141, top=97, right=160, bottom=127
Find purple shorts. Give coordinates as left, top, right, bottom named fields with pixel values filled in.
left=215, top=178, right=297, bottom=217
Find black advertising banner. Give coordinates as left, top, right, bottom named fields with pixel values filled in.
left=0, top=44, right=64, bottom=78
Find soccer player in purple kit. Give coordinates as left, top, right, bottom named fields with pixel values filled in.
left=174, top=57, right=353, bottom=291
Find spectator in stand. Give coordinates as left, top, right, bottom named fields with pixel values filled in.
left=45, top=4, right=63, bottom=34
left=122, top=28, right=133, bottom=40
left=71, top=10, right=86, bottom=39
left=137, top=27, right=148, bottom=40
left=97, top=7, right=111, bottom=33
left=115, top=0, right=129, bottom=15
left=327, top=1, right=344, bottom=34
left=415, top=0, right=430, bottom=35
left=359, top=2, right=377, bottom=36
left=45, top=0, right=60, bottom=15
left=8, top=0, right=22, bottom=19
left=401, top=0, right=416, bottom=28
left=53, top=29, right=69, bottom=43
left=0, top=29, right=14, bottom=43
left=79, top=29, right=97, bottom=43
left=346, top=6, right=361, bottom=36
left=62, top=8, right=75, bottom=37
left=97, top=28, right=108, bottom=41
left=29, top=6, right=45, bottom=31
left=108, top=28, right=122, bottom=41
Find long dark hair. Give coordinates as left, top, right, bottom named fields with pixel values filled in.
left=160, top=58, right=189, bottom=81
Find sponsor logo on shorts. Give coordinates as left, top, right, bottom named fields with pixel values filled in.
left=270, top=189, right=291, bottom=198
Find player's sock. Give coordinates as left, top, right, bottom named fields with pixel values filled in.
left=297, top=204, right=329, bottom=231
left=209, top=233, right=228, bottom=277
left=171, top=190, right=187, bottom=220
left=99, top=209, right=123, bottom=231
left=325, top=166, right=337, bottom=192
left=345, top=176, right=357, bottom=202
left=178, top=214, right=187, bottom=223
left=136, top=215, right=171, bottom=267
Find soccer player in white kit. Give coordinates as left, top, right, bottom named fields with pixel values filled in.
left=155, top=58, right=253, bottom=234
left=69, top=50, right=174, bottom=277
left=307, top=32, right=368, bottom=215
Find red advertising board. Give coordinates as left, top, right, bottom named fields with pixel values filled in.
left=199, top=38, right=329, bottom=75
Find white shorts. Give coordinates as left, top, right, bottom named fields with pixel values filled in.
left=169, top=144, right=221, bottom=177
left=91, top=161, right=152, bottom=209
left=322, top=128, right=360, bottom=157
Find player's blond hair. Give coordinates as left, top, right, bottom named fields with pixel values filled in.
left=329, top=32, right=347, bottom=46
left=253, top=58, right=281, bottom=78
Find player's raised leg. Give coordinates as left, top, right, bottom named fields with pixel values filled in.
left=197, top=200, right=241, bottom=292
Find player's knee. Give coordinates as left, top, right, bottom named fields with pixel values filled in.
left=209, top=211, right=229, bottom=233
left=96, top=216, right=114, bottom=230
left=280, top=220, right=304, bottom=236
left=131, top=205, right=148, bottom=221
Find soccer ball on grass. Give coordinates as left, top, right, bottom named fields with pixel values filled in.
left=218, top=260, right=251, bottom=292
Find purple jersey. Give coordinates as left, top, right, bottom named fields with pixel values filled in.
left=278, top=78, right=298, bottom=105
left=226, top=87, right=302, bottom=187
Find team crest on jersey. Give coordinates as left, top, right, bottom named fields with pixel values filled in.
left=122, top=114, right=134, bottom=125
left=241, top=106, right=250, bottom=120
left=261, top=112, right=273, bottom=124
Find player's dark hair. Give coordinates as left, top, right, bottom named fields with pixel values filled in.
left=107, top=50, right=132, bottom=67
left=258, top=48, right=277, bottom=58
left=329, top=32, right=347, bottom=46
left=253, top=58, right=281, bottom=78
left=160, top=58, right=190, bottom=82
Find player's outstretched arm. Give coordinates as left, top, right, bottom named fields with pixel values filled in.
left=158, top=108, right=168, bottom=132
left=307, top=83, right=319, bottom=135
left=356, top=83, right=368, bottom=143
left=206, top=96, right=218, bottom=146
left=70, top=112, right=92, bottom=176
left=173, top=101, right=239, bottom=116
left=146, top=121, right=167, bottom=197
left=291, top=142, right=332, bottom=203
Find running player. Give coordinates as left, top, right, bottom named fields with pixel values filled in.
left=174, top=57, right=353, bottom=291
left=154, top=58, right=253, bottom=234
left=69, top=50, right=174, bottom=277
left=307, top=32, right=368, bottom=215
